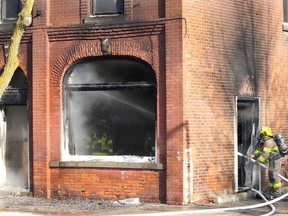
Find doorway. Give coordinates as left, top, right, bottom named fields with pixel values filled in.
left=0, top=105, right=29, bottom=189
left=236, top=98, right=260, bottom=190
left=0, top=68, right=29, bottom=191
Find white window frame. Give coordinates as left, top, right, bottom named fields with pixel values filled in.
left=61, top=59, right=157, bottom=164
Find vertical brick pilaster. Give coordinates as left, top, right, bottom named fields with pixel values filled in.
left=31, top=29, right=50, bottom=198
left=165, top=1, right=185, bottom=204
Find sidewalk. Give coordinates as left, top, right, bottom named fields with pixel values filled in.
left=0, top=191, right=287, bottom=216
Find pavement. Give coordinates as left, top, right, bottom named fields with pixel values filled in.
left=0, top=190, right=287, bottom=216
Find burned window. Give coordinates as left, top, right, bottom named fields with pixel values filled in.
left=63, top=58, right=156, bottom=160
left=0, top=0, right=20, bottom=23
left=91, top=0, right=124, bottom=15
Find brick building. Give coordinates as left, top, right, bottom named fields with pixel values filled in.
left=0, top=0, right=287, bottom=204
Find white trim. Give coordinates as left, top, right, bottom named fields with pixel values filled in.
left=283, top=22, right=288, bottom=31
left=234, top=97, right=239, bottom=192
left=61, top=155, right=156, bottom=163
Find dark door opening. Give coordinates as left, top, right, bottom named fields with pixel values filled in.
left=237, top=98, right=259, bottom=189
left=5, top=105, right=29, bottom=189
left=0, top=68, right=29, bottom=191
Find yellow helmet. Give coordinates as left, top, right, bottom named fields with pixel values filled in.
left=260, top=126, right=273, bottom=138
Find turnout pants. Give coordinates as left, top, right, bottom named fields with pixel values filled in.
left=268, top=157, right=282, bottom=190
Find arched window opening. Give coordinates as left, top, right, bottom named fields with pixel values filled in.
left=63, top=58, right=157, bottom=162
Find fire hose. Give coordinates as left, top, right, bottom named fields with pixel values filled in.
left=115, top=152, right=288, bottom=216
left=238, top=152, right=288, bottom=182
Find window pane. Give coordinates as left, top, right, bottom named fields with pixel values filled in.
left=5, top=0, right=19, bottom=19
left=284, top=0, right=288, bottom=22
left=68, top=90, right=156, bottom=156
left=67, top=59, right=155, bottom=84
left=92, top=0, right=124, bottom=14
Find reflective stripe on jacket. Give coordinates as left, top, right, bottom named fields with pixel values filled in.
left=254, top=137, right=280, bottom=163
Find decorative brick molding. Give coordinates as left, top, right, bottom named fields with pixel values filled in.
left=51, top=40, right=160, bottom=89
left=47, top=23, right=164, bottom=42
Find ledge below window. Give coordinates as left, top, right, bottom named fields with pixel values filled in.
left=49, top=161, right=164, bottom=170
left=83, top=14, right=125, bottom=24
left=0, top=22, right=16, bottom=31
left=283, top=22, right=288, bottom=31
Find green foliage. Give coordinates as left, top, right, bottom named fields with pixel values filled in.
left=85, top=131, right=113, bottom=156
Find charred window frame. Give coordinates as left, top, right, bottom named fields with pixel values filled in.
left=236, top=98, right=260, bottom=190
left=0, top=0, right=20, bottom=23
left=91, top=0, right=124, bottom=15
left=62, top=59, right=157, bottom=162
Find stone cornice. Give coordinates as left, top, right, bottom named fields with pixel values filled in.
left=49, top=160, right=164, bottom=170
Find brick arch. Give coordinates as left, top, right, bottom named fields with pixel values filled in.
left=49, top=40, right=161, bottom=161
left=51, top=40, right=160, bottom=89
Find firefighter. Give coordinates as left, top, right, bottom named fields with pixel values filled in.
left=251, top=126, right=283, bottom=198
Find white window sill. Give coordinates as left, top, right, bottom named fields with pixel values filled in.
left=83, top=14, right=125, bottom=24
left=283, top=22, right=288, bottom=31
left=49, top=160, right=164, bottom=170
left=61, top=154, right=156, bottom=162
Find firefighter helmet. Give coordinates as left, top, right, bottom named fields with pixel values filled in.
left=260, top=126, right=273, bottom=138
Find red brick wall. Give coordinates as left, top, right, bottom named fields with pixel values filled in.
left=24, top=0, right=168, bottom=203
left=50, top=0, right=80, bottom=25
left=1, top=0, right=286, bottom=205
left=181, top=0, right=288, bottom=201
left=0, top=0, right=167, bottom=203
left=165, top=0, right=186, bottom=205
left=50, top=169, right=164, bottom=202
left=50, top=0, right=162, bottom=25
left=131, top=0, right=165, bottom=21
left=31, top=29, right=51, bottom=198
left=47, top=31, right=165, bottom=202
